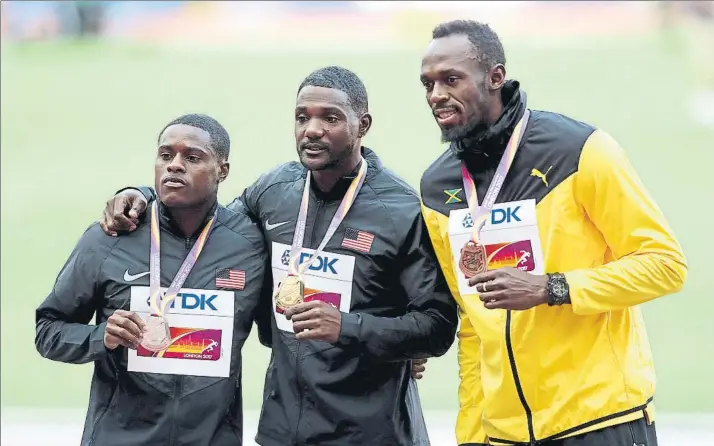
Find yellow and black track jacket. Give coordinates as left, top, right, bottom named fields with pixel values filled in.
left=420, top=82, right=688, bottom=445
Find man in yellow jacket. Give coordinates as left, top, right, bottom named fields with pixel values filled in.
left=418, top=20, right=687, bottom=446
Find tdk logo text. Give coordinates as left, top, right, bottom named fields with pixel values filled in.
left=462, top=206, right=522, bottom=228
left=145, top=293, right=218, bottom=311
left=280, top=249, right=339, bottom=274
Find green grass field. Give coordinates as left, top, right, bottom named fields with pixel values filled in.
left=2, top=32, right=713, bottom=414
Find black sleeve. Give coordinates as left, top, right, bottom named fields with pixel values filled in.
left=128, top=186, right=157, bottom=203
left=35, top=224, right=113, bottom=364
left=338, top=213, right=458, bottom=361
left=226, top=180, right=261, bottom=224
left=254, top=256, right=274, bottom=348
left=226, top=179, right=272, bottom=346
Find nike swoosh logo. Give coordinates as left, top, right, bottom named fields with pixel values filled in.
left=265, top=220, right=290, bottom=231
left=124, top=270, right=150, bottom=282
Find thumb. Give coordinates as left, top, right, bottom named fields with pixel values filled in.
left=128, top=197, right=148, bottom=220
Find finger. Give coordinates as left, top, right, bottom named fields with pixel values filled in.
left=412, top=373, right=423, bottom=380
left=106, top=325, right=141, bottom=345
left=412, top=358, right=428, bottom=365
left=284, top=300, right=322, bottom=320
left=126, top=312, right=148, bottom=332
left=110, top=197, right=136, bottom=232
left=116, top=317, right=143, bottom=339
left=108, top=311, right=143, bottom=338
left=478, top=290, right=509, bottom=303
left=106, top=333, right=135, bottom=350
left=467, top=269, right=501, bottom=287
left=290, top=307, right=323, bottom=323
left=128, top=197, right=147, bottom=221
left=295, top=327, right=324, bottom=341
left=292, top=318, right=320, bottom=333
left=100, top=209, right=118, bottom=237
left=484, top=298, right=517, bottom=310
left=99, top=218, right=117, bottom=237
left=412, top=364, right=426, bottom=373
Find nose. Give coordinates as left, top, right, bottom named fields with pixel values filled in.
left=304, top=118, right=325, bottom=140
left=429, top=82, right=449, bottom=106
left=167, top=154, right=186, bottom=173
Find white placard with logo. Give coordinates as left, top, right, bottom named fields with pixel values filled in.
left=127, top=286, right=234, bottom=378
left=448, top=199, right=544, bottom=297
left=271, top=242, right=356, bottom=333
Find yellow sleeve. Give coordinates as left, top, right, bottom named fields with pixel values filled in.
left=455, top=310, right=488, bottom=446
left=565, top=129, right=688, bottom=315
left=419, top=203, right=488, bottom=445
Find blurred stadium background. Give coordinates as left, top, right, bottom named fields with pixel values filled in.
left=2, top=1, right=713, bottom=445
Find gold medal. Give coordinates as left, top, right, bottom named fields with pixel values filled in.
left=141, top=314, right=171, bottom=352
left=275, top=275, right=305, bottom=310
left=459, top=241, right=488, bottom=278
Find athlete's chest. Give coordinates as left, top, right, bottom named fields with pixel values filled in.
left=258, top=185, right=392, bottom=262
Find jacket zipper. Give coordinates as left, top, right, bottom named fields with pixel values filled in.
left=505, top=310, right=536, bottom=445
left=294, top=198, right=323, bottom=445
left=169, top=236, right=192, bottom=445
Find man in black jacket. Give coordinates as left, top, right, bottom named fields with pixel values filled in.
left=35, top=114, right=269, bottom=446
left=98, top=66, right=458, bottom=445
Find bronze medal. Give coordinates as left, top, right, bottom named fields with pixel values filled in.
left=141, top=314, right=171, bottom=352
left=459, top=241, right=488, bottom=278
left=276, top=275, right=305, bottom=310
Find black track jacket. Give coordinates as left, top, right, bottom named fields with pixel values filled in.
left=35, top=202, right=268, bottom=446
left=133, top=147, right=459, bottom=446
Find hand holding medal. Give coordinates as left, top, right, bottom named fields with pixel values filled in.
left=457, top=109, right=549, bottom=311
left=275, top=158, right=367, bottom=342
left=140, top=201, right=216, bottom=352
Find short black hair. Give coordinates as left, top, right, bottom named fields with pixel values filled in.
left=297, top=66, right=369, bottom=116
left=432, top=20, right=506, bottom=69
left=158, top=113, right=230, bottom=161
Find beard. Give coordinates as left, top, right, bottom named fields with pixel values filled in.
left=440, top=119, right=483, bottom=143
left=441, top=80, right=492, bottom=143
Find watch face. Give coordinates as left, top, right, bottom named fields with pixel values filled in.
left=552, top=281, right=567, bottom=297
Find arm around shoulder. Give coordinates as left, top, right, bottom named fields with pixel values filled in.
left=338, top=211, right=458, bottom=360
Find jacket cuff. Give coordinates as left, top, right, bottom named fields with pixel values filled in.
left=89, top=322, right=110, bottom=360
left=338, top=312, right=362, bottom=346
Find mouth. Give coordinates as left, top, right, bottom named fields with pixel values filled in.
left=162, top=176, right=187, bottom=188
left=301, top=143, right=329, bottom=156
left=434, top=107, right=460, bottom=127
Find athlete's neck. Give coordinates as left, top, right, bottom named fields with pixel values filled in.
left=485, top=95, right=504, bottom=127
left=311, top=148, right=362, bottom=193
left=168, top=197, right=216, bottom=238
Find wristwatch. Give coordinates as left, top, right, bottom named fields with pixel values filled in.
left=546, top=273, right=570, bottom=306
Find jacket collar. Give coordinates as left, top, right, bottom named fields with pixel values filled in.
left=304, top=146, right=382, bottom=201
left=157, top=199, right=219, bottom=239
left=451, top=80, right=527, bottom=172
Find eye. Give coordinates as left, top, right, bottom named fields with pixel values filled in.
left=325, top=116, right=339, bottom=124
left=186, top=155, right=201, bottom=163
left=422, top=80, right=433, bottom=90
left=159, top=152, right=172, bottom=161
left=447, top=76, right=459, bottom=84
left=296, top=115, right=308, bottom=124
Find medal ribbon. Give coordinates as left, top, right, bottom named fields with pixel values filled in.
left=148, top=201, right=217, bottom=317
left=287, top=157, right=367, bottom=277
left=461, top=109, right=531, bottom=243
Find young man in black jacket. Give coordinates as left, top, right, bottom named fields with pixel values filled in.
left=36, top=114, right=269, bottom=446
left=98, top=66, right=458, bottom=446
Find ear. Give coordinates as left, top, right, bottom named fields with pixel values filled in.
left=487, top=64, right=506, bottom=91
left=357, top=113, right=372, bottom=138
left=218, top=161, right=230, bottom=183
